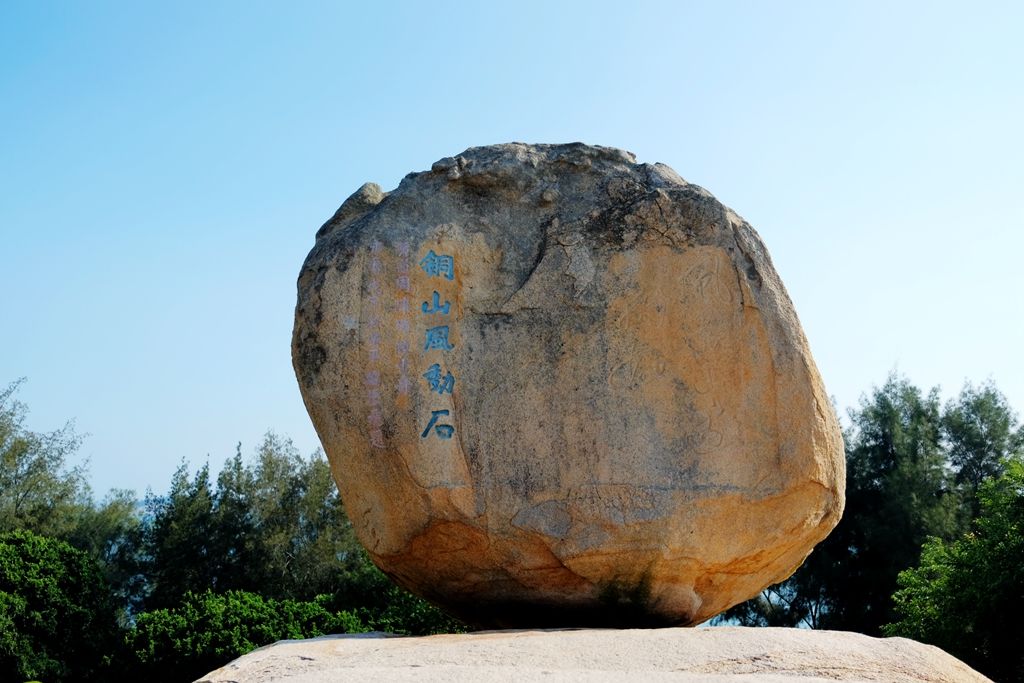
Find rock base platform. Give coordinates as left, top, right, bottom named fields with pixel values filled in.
left=197, top=626, right=989, bottom=682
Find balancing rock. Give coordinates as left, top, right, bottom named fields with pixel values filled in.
left=291, top=143, right=845, bottom=628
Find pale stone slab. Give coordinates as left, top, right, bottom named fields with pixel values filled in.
left=198, top=628, right=989, bottom=683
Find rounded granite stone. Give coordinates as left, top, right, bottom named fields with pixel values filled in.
left=291, top=143, right=845, bottom=628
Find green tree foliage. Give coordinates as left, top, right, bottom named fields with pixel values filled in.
left=0, top=382, right=465, bottom=682
left=0, top=379, right=87, bottom=538
left=142, top=433, right=361, bottom=608
left=0, top=530, right=121, bottom=682
left=68, top=489, right=147, bottom=618
left=0, top=380, right=143, bottom=619
left=143, top=462, right=219, bottom=609
left=122, top=589, right=366, bottom=683
left=820, top=375, right=961, bottom=633
left=885, top=459, right=1024, bottom=682
left=941, top=380, right=1024, bottom=518
left=140, top=432, right=465, bottom=636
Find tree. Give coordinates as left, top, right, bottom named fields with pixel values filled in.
left=66, top=489, right=147, bottom=619
left=139, top=433, right=467, bottom=635
left=141, top=433, right=360, bottom=607
left=942, top=381, right=1023, bottom=518
left=142, top=462, right=220, bottom=610
left=885, top=459, right=1024, bottom=682
left=0, top=379, right=143, bottom=619
left=280, top=450, right=364, bottom=598
left=229, top=432, right=358, bottom=600
left=822, top=375, right=962, bottom=633
left=0, top=530, right=121, bottom=682
left=0, top=379, right=88, bottom=538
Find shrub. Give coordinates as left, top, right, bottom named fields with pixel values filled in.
left=123, top=589, right=366, bottom=682
left=885, top=460, right=1024, bottom=681
left=0, top=529, right=120, bottom=682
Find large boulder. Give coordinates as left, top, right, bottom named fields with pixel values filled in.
left=292, top=143, right=844, bottom=627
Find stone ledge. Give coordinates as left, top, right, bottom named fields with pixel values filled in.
left=197, top=626, right=989, bottom=682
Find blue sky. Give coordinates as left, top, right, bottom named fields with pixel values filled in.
left=2, top=1, right=1022, bottom=497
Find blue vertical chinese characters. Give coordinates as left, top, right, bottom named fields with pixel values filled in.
left=419, top=249, right=456, bottom=439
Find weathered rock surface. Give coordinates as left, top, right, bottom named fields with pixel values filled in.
left=292, top=143, right=844, bottom=627
left=198, top=628, right=990, bottom=683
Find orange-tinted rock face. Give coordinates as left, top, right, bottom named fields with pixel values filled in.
left=292, top=143, right=845, bottom=628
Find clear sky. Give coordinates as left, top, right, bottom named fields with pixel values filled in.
left=2, top=1, right=1021, bottom=497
